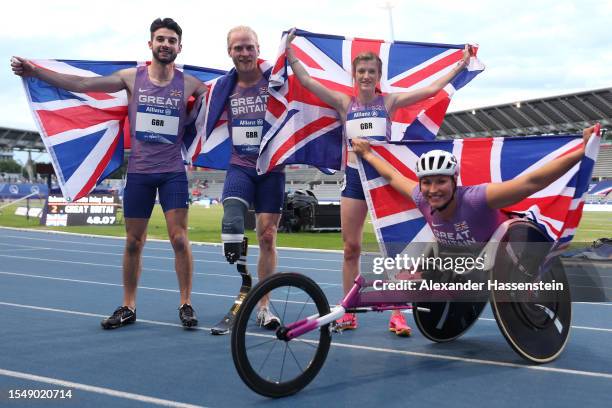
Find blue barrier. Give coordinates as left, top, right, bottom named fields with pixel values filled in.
left=0, top=183, right=49, bottom=199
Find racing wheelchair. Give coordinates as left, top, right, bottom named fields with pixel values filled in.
left=230, top=218, right=572, bottom=397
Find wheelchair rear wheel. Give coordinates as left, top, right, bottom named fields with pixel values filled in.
left=490, top=221, right=572, bottom=363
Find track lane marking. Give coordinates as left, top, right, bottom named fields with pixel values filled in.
left=1, top=274, right=611, bottom=332
left=0, top=368, right=206, bottom=408
left=1, top=301, right=612, bottom=381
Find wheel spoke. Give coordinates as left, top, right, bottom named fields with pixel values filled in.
left=246, top=338, right=278, bottom=351
left=282, top=286, right=291, bottom=322
left=292, top=337, right=318, bottom=349
left=268, top=299, right=283, bottom=323
left=286, top=343, right=305, bottom=373
left=258, top=337, right=279, bottom=372
left=233, top=275, right=331, bottom=396
left=294, top=295, right=311, bottom=323
left=279, top=342, right=289, bottom=382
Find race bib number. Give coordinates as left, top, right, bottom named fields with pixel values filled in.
left=135, top=105, right=180, bottom=144
left=345, top=110, right=387, bottom=141
left=232, top=118, right=263, bottom=155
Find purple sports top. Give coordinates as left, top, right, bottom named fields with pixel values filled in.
left=412, top=184, right=508, bottom=246
left=228, top=76, right=270, bottom=169
left=127, top=65, right=186, bottom=174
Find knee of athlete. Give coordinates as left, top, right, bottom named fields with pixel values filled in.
left=258, top=225, right=277, bottom=250
left=343, top=241, right=361, bottom=262
left=125, top=235, right=145, bottom=255
left=170, top=232, right=189, bottom=253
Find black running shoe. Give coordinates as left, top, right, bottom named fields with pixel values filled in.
left=101, top=306, right=136, bottom=330
left=210, top=314, right=234, bottom=335
left=179, top=304, right=198, bottom=328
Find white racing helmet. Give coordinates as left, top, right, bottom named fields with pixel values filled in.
left=415, top=150, right=458, bottom=178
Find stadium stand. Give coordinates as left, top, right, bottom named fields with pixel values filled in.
left=593, top=144, right=612, bottom=178
left=3, top=87, right=611, bottom=204
left=440, top=87, right=612, bottom=138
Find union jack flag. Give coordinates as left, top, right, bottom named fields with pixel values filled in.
left=257, top=29, right=485, bottom=174
left=21, top=59, right=225, bottom=202
left=588, top=179, right=612, bottom=196
left=191, top=60, right=272, bottom=170
left=358, top=132, right=601, bottom=257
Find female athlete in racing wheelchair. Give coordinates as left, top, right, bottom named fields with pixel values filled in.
left=230, top=125, right=598, bottom=397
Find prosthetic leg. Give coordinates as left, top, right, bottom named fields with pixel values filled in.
left=211, top=199, right=253, bottom=335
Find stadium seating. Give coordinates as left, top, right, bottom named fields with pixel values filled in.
left=593, top=144, right=612, bottom=178
left=189, top=168, right=344, bottom=202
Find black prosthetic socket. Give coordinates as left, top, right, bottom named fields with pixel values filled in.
left=221, top=198, right=248, bottom=264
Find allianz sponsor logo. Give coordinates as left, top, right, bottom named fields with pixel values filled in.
left=143, top=106, right=173, bottom=115
left=351, top=110, right=383, bottom=119
left=238, top=119, right=260, bottom=126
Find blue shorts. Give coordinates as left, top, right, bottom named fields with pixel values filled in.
left=123, top=172, right=189, bottom=219
left=341, top=166, right=365, bottom=200
left=222, top=165, right=285, bottom=214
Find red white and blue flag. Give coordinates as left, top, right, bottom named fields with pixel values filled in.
left=588, top=180, right=612, bottom=196
left=359, top=132, right=601, bottom=257
left=21, top=59, right=225, bottom=201
left=257, top=29, right=485, bottom=174
left=191, top=60, right=272, bottom=170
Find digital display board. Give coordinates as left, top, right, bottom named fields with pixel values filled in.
left=43, top=194, right=121, bottom=226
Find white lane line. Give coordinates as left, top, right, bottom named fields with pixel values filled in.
left=0, top=242, right=344, bottom=284
left=0, top=239, right=342, bottom=263
left=1, top=272, right=610, bottom=332
left=2, top=301, right=611, bottom=381
left=0, top=252, right=343, bottom=286
left=0, top=230, right=345, bottom=259
left=571, top=325, right=612, bottom=333
left=472, top=317, right=612, bottom=333
left=566, top=272, right=612, bottom=278
left=0, top=273, right=315, bottom=305
left=196, top=272, right=340, bottom=287
left=0, top=368, right=205, bottom=408
left=575, top=302, right=612, bottom=306
left=0, top=272, right=237, bottom=300
left=329, top=342, right=612, bottom=380
left=571, top=284, right=612, bottom=290
left=402, top=310, right=612, bottom=333
left=0, top=252, right=339, bottom=273
left=0, top=248, right=46, bottom=253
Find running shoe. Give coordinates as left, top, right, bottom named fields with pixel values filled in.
left=335, top=313, right=358, bottom=331
left=210, top=314, right=234, bottom=335
left=100, top=306, right=136, bottom=330
left=179, top=304, right=198, bottom=328
left=255, top=306, right=281, bottom=330
left=389, top=313, right=411, bottom=337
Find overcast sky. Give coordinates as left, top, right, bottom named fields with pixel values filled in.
left=2, top=0, right=611, bottom=134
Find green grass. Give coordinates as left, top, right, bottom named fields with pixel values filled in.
left=570, top=211, right=612, bottom=243
left=0, top=201, right=609, bottom=250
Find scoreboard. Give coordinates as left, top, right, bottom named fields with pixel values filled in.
left=43, top=194, right=121, bottom=226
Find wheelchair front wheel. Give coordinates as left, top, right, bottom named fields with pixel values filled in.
left=231, top=273, right=332, bottom=398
